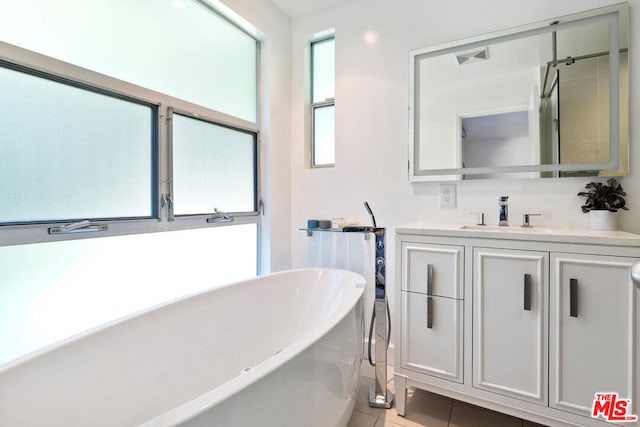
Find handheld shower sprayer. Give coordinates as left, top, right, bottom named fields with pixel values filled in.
left=342, top=201, right=378, bottom=233
left=364, top=201, right=377, bottom=227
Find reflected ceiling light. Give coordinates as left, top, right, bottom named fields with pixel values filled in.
left=172, top=0, right=186, bottom=9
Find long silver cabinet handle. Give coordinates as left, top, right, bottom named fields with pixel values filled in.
left=427, top=296, right=434, bottom=329
left=523, top=274, right=532, bottom=311
left=632, top=261, right=640, bottom=286
left=569, top=278, right=578, bottom=318
left=426, top=263, right=433, bottom=296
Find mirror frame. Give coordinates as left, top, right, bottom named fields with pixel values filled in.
left=408, top=3, right=628, bottom=181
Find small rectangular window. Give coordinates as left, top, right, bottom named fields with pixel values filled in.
left=0, top=64, right=156, bottom=224
left=312, top=104, right=336, bottom=166
left=172, top=113, right=257, bottom=216
left=311, top=37, right=335, bottom=167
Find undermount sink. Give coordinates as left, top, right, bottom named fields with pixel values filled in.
left=459, top=225, right=553, bottom=233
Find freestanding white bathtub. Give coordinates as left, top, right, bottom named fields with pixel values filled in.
left=0, top=268, right=365, bottom=427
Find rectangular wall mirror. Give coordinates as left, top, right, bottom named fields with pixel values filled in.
left=409, top=3, right=629, bottom=181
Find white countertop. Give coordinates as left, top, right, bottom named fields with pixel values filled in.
left=396, top=224, right=640, bottom=247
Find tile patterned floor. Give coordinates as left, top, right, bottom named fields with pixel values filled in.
left=349, top=365, right=548, bottom=427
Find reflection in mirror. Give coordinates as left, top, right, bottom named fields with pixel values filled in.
left=462, top=110, right=537, bottom=180
left=409, top=3, right=629, bottom=181
left=541, top=17, right=629, bottom=178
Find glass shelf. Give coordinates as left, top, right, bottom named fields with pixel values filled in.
left=299, top=228, right=371, bottom=239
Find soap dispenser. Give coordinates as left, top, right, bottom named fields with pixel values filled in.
left=498, top=196, right=509, bottom=226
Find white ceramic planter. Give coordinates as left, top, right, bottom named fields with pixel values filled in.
left=589, top=210, right=618, bottom=231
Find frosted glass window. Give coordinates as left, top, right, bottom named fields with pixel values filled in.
left=0, top=224, right=257, bottom=366
left=0, top=0, right=257, bottom=122
left=313, top=105, right=336, bottom=165
left=0, top=65, right=154, bottom=224
left=312, top=38, right=335, bottom=103
left=173, top=114, right=256, bottom=215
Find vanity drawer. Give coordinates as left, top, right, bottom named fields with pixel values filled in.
left=401, top=290, right=463, bottom=383
left=402, top=242, right=463, bottom=299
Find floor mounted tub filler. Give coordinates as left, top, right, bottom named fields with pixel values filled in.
left=0, top=268, right=366, bottom=427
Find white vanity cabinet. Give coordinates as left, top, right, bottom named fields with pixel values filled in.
left=473, top=247, right=548, bottom=405
left=394, top=226, right=640, bottom=427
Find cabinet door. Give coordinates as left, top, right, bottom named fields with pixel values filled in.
left=401, top=290, right=463, bottom=382
left=402, top=242, right=463, bottom=298
left=473, top=248, right=548, bottom=405
left=550, top=253, right=639, bottom=418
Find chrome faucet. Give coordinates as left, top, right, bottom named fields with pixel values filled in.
left=498, top=196, right=509, bottom=226
left=521, top=213, right=542, bottom=228
left=470, top=212, right=486, bottom=226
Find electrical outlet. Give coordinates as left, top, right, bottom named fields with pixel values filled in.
left=440, top=183, right=457, bottom=208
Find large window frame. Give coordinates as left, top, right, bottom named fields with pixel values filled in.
left=0, top=11, right=261, bottom=268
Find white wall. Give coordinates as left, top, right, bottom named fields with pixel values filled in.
left=218, top=0, right=292, bottom=273
left=289, top=0, right=640, bottom=346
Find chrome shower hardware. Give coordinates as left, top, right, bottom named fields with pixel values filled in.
left=343, top=202, right=393, bottom=409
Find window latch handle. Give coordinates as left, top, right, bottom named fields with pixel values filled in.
left=206, top=208, right=234, bottom=224
left=161, top=193, right=174, bottom=222
left=49, top=220, right=108, bottom=235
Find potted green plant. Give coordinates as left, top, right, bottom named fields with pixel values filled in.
left=577, top=178, right=628, bottom=231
